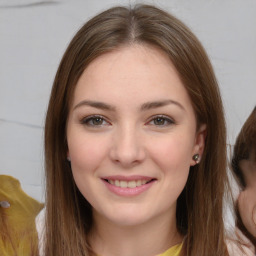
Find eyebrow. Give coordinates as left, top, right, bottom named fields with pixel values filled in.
left=140, top=99, right=185, bottom=111
left=73, top=99, right=185, bottom=112
left=73, top=100, right=116, bottom=111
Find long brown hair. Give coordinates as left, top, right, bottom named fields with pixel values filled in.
left=44, top=5, right=228, bottom=256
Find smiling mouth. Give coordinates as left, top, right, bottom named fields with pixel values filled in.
left=104, top=179, right=156, bottom=188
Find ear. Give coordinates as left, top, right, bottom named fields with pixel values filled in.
left=190, top=124, right=207, bottom=166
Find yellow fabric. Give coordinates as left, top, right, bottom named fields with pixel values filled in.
left=157, top=243, right=182, bottom=256
left=0, top=175, right=44, bottom=256
left=96, top=243, right=182, bottom=256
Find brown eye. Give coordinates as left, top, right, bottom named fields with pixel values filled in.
left=81, top=115, right=109, bottom=127
left=148, top=115, right=175, bottom=127
left=91, top=117, right=104, bottom=125
left=154, top=117, right=166, bottom=125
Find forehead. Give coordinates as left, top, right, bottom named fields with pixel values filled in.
left=79, top=44, right=178, bottom=83
left=71, top=44, right=193, bottom=112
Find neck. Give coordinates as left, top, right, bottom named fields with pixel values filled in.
left=89, top=210, right=183, bottom=256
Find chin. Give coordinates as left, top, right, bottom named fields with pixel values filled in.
left=95, top=205, right=153, bottom=228
left=108, top=214, right=150, bottom=227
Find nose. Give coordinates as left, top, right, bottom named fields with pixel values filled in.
left=109, top=125, right=146, bottom=168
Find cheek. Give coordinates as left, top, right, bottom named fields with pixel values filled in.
left=238, top=192, right=250, bottom=219
left=147, top=135, right=192, bottom=211
left=149, top=133, right=195, bottom=172
left=68, top=132, right=110, bottom=173
left=238, top=189, right=256, bottom=233
left=67, top=133, right=111, bottom=205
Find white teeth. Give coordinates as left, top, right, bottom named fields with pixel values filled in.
left=128, top=181, right=136, bottom=188
left=107, top=179, right=152, bottom=188
left=136, top=180, right=142, bottom=186
left=120, top=181, right=127, bottom=188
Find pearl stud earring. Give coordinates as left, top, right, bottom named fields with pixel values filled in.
left=192, top=154, right=200, bottom=164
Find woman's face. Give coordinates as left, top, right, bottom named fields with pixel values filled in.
left=238, top=152, right=256, bottom=237
left=67, top=44, right=206, bottom=227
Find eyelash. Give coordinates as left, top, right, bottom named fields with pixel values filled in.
left=147, top=115, right=175, bottom=127
left=80, top=115, right=110, bottom=127
left=80, top=114, right=175, bottom=128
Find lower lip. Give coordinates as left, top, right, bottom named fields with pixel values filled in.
left=102, top=180, right=156, bottom=196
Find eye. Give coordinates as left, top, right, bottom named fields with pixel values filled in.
left=81, top=115, right=110, bottom=127
left=147, top=115, right=175, bottom=127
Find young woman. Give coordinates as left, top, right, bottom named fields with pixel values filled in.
left=231, top=107, right=256, bottom=254
left=43, top=4, right=229, bottom=256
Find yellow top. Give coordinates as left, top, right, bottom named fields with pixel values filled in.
left=157, top=243, right=182, bottom=256
left=0, top=175, right=44, bottom=256
left=96, top=242, right=183, bottom=256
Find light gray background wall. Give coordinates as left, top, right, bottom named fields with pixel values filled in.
left=0, top=0, right=255, bottom=205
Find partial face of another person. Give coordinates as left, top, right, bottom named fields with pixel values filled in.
left=67, top=44, right=206, bottom=227
left=238, top=151, right=256, bottom=237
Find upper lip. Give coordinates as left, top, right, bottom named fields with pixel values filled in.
left=101, top=175, right=156, bottom=181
